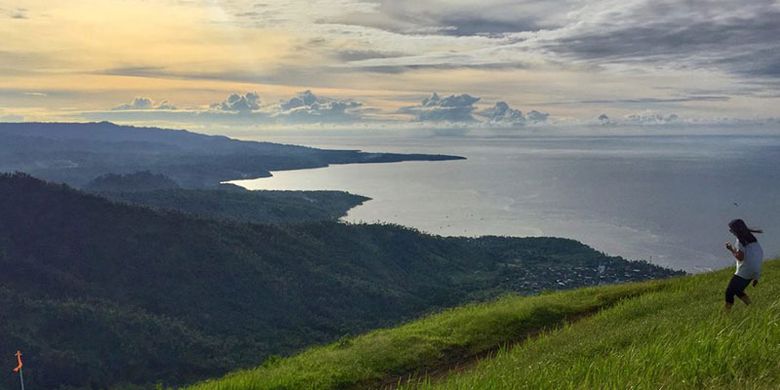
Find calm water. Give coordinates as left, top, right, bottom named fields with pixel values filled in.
left=232, top=132, right=780, bottom=272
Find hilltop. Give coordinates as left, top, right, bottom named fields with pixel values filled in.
left=0, top=174, right=678, bottom=389
left=189, top=261, right=779, bottom=390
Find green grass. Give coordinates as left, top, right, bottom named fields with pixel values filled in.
left=186, top=275, right=678, bottom=389
left=188, top=260, right=780, bottom=390
left=409, top=259, right=780, bottom=390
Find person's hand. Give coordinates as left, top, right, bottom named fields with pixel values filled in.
left=725, top=242, right=734, bottom=251
left=752, top=280, right=758, bottom=287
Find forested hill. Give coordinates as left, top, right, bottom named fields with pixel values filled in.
left=98, top=186, right=371, bottom=224
left=0, top=122, right=463, bottom=188
left=0, top=174, right=680, bottom=389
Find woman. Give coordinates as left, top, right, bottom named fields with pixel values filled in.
left=724, top=219, right=763, bottom=311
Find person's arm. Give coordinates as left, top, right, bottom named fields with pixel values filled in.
left=725, top=242, right=744, bottom=261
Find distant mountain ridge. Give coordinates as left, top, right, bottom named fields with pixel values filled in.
left=0, top=122, right=464, bottom=188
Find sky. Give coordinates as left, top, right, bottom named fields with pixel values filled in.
left=1, top=0, right=779, bottom=132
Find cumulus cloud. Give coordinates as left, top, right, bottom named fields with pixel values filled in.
left=274, top=90, right=363, bottom=123
left=526, top=110, right=549, bottom=123
left=400, top=92, right=481, bottom=122
left=624, top=111, right=680, bottom=124
left=94, top=91, right=368, bottom=126
left=479, top=101, right=526, bottom=125
left=113, top=97, right=176, bottom=111
left=210, top=92, right=260, bottom=112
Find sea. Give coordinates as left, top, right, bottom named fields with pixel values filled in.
left=231, top=129, right=780, bottom=272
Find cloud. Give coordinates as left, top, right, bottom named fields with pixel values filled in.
left=479, top=101, right=526, bottom=125
left=94, top=90, right=366, bottom=126
left=336, top=49, right=407, bottom=62
left=624, top=111, right=680, bottom=125
left=526, top=110, right=549, bottom=123
left=275, top=90, right=364, bottom=123
left=576, top=96, right=731, bottom=105
left=297, top=0, right=780, bottom=84
left=317, top=0, right=573, bottom=36
left=400, top=92, right=481, bottom=122
left=113, top=97, right=176, bottom=110
left=537, top=0, right=780, bottom=79
left=0, top=114, right=24, bottom=122
left=8, top=8, right=28, bottom=19
left=210, top=92, right=260, bottom=112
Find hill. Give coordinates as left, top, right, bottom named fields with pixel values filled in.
left=0, top=122, right=464, bottom=188
left=84, top=171, right=181, bottom=192
left=0, top=174, right=678, bottom=389
left=187, top=262, right=778, bottom=390
left=97, top=185, right=370, bottom=224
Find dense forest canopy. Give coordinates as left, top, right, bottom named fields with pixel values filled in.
left=98, top=185, right=370, bottom=224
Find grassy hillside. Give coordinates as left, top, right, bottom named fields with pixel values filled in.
left=190, top=261, right=779, bottom=390
left=0, top=173, right=677, bottom=389
left=418, top=260, right=780, bottom=390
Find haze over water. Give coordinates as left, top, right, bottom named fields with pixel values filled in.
left=234, top=131, right=780, bottom=272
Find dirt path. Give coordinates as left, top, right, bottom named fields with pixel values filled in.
left=363, top=309, right=599, bottom=390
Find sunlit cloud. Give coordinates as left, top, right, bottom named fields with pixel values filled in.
left=1, top=0, right=779, bottom=129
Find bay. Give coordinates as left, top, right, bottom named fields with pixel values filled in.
left=232, top=132, right=780, bottom=272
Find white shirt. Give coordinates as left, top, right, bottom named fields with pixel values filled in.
left=735, top=239, right=763, bottom=280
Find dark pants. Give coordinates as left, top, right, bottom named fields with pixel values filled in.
left=725, top=274, right=751, bottom=304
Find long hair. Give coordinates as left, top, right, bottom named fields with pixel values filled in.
left=729, top=218, right=762, bottom=246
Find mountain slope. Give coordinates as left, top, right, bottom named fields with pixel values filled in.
left=95, top=185, right=370, bottom=224
left=0, top=174, right=678, bottom=389
left=0, top=122, right=463, bottom=188
left=188, top=262, right=778, bottom=390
